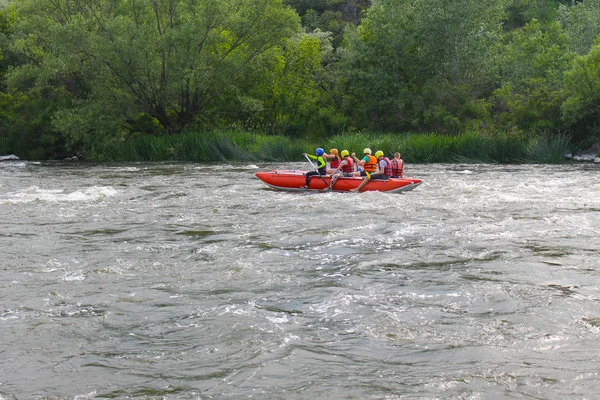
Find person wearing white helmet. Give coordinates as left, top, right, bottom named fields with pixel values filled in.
left=351, top=148, right=377, bottom=175
left=302, top=147, right=327, bottom=189
left=350, top=150, right=391, bottom=192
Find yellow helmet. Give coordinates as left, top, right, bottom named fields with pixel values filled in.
left=341, top=150, right=349, bottom=158
left=375, top=150, right=384, bottom=158
left=329, top=148, right=338, bottom=155
left=363, top=148, right=371, bottom=154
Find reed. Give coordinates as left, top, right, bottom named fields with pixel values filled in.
left=525, top=134, right=571, bottom=163
left=324, top=131, right=570, bottom=164
left=88, top=130, right=572, bottom=163
left=89, top=130, right=305, bottom=161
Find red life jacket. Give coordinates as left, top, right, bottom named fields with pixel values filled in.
left=341, top=156, right=354, bottom=173
left=391, top=158, right=404, bottom=177
left=364, top=155, right=377, bottom=173
left=330, top=155, right=341, bottom=169
left=381, top=157, right=393, bottom=177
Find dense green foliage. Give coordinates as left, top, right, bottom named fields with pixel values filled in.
left=1, top=0, right=599, bottom=160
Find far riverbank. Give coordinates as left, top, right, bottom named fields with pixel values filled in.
left=3, top=130, right=596, bottom=164
left=86, top=130, right=582, bottom=164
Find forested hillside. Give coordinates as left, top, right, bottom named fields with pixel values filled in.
left=0, top=0, right=599, bottom=159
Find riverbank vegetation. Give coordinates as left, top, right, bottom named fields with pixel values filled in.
left=0, top=0, right=599, bottom=162
left=89, top=130, right=570, bottom=164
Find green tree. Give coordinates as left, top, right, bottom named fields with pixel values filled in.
left=285, top=0, right=369, bottom=23
left=284, top=0, right=370, bottom=48
left=557, top=0, right=600, bottom=55
left=504, top=0, right=567, bottom=31
left=8, top=0, right=301, bottom=151
left=261, top=30, right=340, bottom=137
left=561, top=39, right=600, bottom=141
left=0, top=4, right=58, bottom=158
left=232, top=30, right=334, bottom=136
left=341, top=0, right=507, bottom=133
left=491, top=20, right=574, bottom=132
left=303, top=9, right=345, bottom=47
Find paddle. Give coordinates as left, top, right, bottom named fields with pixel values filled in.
left=329, top=170, right=342, bottom=190
left=304, top=153, right=330, bottom=190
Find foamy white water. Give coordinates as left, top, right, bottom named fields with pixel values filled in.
left=0, top=161, right=599, bottom=399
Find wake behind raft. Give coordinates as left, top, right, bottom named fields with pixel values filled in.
left=255, top=170, right=422, bottom=193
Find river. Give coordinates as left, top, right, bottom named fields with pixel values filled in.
left=0, top=161, right=599, bottom=399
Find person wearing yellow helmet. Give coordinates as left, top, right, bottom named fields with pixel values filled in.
left=350, top=150, right=392, bottom=192
left=324, top=148, right=341, bottom=174
left=329, top=149, right=355, bottom=177
left=375, top=151, right=393, bottom=178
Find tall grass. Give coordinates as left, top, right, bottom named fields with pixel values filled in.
left=323, top=131, right=571, bottom=163
left=525, top=134, right=572, bottom=163
left=89, top=130, right=306, bottom=162
left=88, top=130, right=572, bottom=163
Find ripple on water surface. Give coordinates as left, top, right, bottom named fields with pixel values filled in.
left=0, top=162, right=600, bottom=398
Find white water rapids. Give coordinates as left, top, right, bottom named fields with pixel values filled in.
left=0, top=161, right=599, bottom=399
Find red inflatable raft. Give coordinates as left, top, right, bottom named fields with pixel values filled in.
left=255, top=170, right=422, bottom=193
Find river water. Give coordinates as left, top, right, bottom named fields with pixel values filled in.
left=0, top=161, right=599, bottom=399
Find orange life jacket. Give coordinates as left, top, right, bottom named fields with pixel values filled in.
left=363, top=155, right=377, bottom=173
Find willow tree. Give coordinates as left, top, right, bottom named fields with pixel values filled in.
left=237, top=29, right=339, bottom=137
left=8, top=0, right=300, bottom=148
